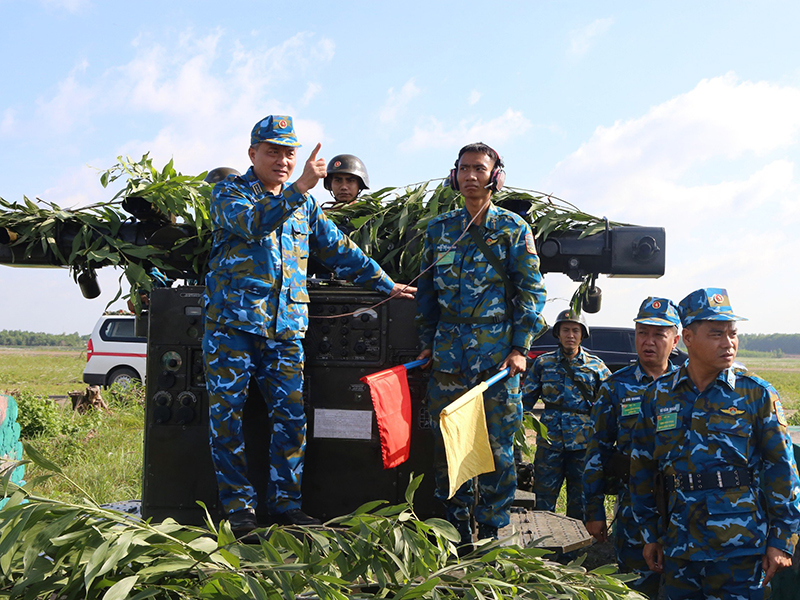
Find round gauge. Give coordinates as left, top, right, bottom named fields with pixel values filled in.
left=153, top=391, right=173, bottom=406
left=161, top=351, right=182, bottom=372
left=177, top=391, right=197, bottom=407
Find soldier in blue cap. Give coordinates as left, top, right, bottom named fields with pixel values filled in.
left=415, top=142, right=547, bottom=549
left=203, top=115, right=415, bottom=535
left=630, top=287, right=800, bottom=599
left=522, top=309, right=611, bottom=523
left=583, top=297, right=682, bottom=599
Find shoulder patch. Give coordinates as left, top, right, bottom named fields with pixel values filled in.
left=525, top=231, right=536, bottom=254
left=775, top=399, right=788, bottom=427
left=428, top=209, right=461, bottom=227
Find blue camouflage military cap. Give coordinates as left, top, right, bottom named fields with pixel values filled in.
left=634, top=296, right=681, bottom=328
left=250, top=115, right=301, bottom=147
left=678, top=287, right=748, bottom=327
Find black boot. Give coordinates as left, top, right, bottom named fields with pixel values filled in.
left=476, top=523, right=498, bottom=540
left=227, top=508, right=257, bottom=538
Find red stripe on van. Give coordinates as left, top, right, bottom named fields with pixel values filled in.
left=90, top=352, right=147, bottom=359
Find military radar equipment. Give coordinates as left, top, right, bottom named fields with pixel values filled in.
left=0, top=159, right=666, bottom=531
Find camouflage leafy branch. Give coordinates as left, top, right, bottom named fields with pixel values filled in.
left=0, top=155, right=627, bottom=310
left=0, top=448, right=643, bottom=599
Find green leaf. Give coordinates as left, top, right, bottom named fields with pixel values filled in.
left=404, top=473, right=423, bottom=505
left=102, top=575, right=139, bottom=600
left=23, top=441, right=64, bottom=475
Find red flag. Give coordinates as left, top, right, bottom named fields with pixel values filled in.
left=360, top=365, right=412, bottom=469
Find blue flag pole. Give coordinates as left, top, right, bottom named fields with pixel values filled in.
left=402, top=358, right=430, bottom=370
left=484, top=368, right=511, bottom=388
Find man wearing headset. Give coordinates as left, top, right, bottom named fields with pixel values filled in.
left=415, top=142, right=547, bottom=549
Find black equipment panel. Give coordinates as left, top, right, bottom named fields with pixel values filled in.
left=141, top=286, right=218, bottom=523
left=141, top=285, right=438, bottom=525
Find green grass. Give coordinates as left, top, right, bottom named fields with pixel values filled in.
left=2, top=348, right=144, bottom=503
left=24, top=396, right=144, bottom=504
left=736, top=356, right=800, bottom=408
left=0, top=347, right=87, bottom=397
left=4, top=351, right=800, bottom=508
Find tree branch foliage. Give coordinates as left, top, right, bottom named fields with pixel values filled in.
left=0, top=155, right=627, bottom=310
left=0, top=449, right=642, bottom=599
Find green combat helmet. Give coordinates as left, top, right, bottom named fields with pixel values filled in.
left=552, top=309, right=590, bottom=339
left=204, top=167, right=241, bottom=184
left=324, top=154, right=370, bottom=191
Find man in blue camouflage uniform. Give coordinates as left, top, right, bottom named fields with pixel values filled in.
left=630, top=288, right=800, bottom=599
left=415, top=142, right=547, bottom=546
left=323, top=154, right=369, bottom=209
left=583, top=297, right=682, bottom=598
left=204, top=115, right=414, bottom=534
left=522, top=310, right=611, bottom=521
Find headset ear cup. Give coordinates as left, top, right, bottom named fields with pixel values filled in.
left=492, top=168, right=506, bottom=192
left=449, top=167, right=459, bottom=191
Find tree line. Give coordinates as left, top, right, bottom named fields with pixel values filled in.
left=0, top=330, right=89, bottom=348
left=739, top=333, right=800, bottom=356
left=0, top=329, right=796, bottom=354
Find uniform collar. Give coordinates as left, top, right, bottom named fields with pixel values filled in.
left=669, top=363, right=735, bottom=391
left=243, top=166, right=287, bottom=197
left=460, top=202, right=500, bottom=230
left=556, top=346, right=585, bottom=364
left=633, top=359, right=677, bottom=384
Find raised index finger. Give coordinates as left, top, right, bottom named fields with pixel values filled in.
left=308, top=142, right=322, bottom=162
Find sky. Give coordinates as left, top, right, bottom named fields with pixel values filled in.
left=0, top=0, right=798, bottom=336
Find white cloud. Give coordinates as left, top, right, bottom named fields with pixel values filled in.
left=400, top=108, right=531, bottom=151
left=300, top=82, right=322, bottom=107
left=550, top=74, right=800, bottom=212
left=378, top=79, right=421, bottom=125
left=568, top=17, right=614, bottom=57
left=41, top=0, right=90, bottom=12
left=39, top=160, right=121, bottom=209
left=36, top=60, right=94, bottom=134
left=0, top=108, right=15, bottom=135
left=545, top=74, right=800, bottom=333
left=468, top=90, right=481, bottom=105
left=22, top=29, right=334, bottom=204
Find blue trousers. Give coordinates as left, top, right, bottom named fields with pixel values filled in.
left=665, top=555, right=765, bottom=600
left=203, top=321, right=306, bottom=516
left=533, top=444, right=585, bottom=520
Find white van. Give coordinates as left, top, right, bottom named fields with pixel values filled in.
left=82, top=313, right=147, bottom=387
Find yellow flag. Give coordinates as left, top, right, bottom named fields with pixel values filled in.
left=439, top=381, right=496, bottom=498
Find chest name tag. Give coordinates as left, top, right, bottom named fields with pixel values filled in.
left=656, top=413, right=678, bottom=432
left=621, top=402, right=641, bottom=417
left=437, top=251, right=456, bottom=265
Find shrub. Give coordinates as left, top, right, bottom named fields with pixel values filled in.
left=12, top=390, right=77, bottom=438
left=104, top=379, right=145, bottom=409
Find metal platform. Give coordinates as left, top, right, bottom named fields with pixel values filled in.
left=501, top=507, right=593, bottom=553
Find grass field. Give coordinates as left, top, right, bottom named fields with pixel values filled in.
left=2, top=349, right=800, bottom=504
left=0, top=347, right=87, bottom=397
left=0, top=347, right=143, bottom=504
left=735, top=356, right=800, bottom=408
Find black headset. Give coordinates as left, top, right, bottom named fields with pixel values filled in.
left=448, top=146, right=506, bottom=192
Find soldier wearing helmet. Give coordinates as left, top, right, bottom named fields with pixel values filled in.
left=521, top=308, right=611, bottom=522
left=323, top=154, right=369, bottom=208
